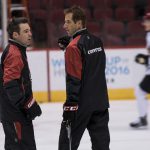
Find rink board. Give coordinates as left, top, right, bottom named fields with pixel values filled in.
left=48, top=48, right=147, bottom=102
left=50, top=89, right=135, bottom=102
left=33, top=88, right=150, bottom=102
left=1, top=48, right=148, bottom=102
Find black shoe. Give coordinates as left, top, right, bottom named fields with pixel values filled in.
left=130, top=116, right=148, bottom=128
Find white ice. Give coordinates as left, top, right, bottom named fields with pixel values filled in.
left=0, top=100, right=150, bottom=150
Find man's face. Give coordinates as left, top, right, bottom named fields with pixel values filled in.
left=13, top=23, right=32, bottom=46
left=143, top=20, right=150, bottom=31
left=63, top=13, right=81, bottom=36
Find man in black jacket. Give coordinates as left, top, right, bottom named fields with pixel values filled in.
left=0, top=17, right=42, bottom=150
left=58, top=6, right=110, bottom=150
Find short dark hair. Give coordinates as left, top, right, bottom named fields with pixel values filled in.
left=64, top=6, right=86, bottom=28
left=7, top=17, right=29, bottom=39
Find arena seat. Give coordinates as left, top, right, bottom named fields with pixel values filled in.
left=65, top=0, right=88, bottom=8
left=48, top=35, right=59, bottom=48
left=50, top=0, right=65, bottom=8
left=57, top=23, right=67, bottom=36
left=84, top=8, right=93, bottom=21
left=29, top=9, right=47, bottom=20
left=26, top=0, right=146, bottom=48
left=145, top=5, right=150, bottom=13
left=31, top=20, right=48, bottom=43
left=126, top=20, right=145, bottom=36
left=87, top=21, right=101, bottom=33
left=47, top=22, right=67, bottom=47
left=115, top=7, right=135, bottom=22
left=147, top=0, right=150, bottom=5
left=28, top=0, right=40, bottom=10
left=49, top=9, right=64, bottom=24
left=94, top=8, right=113, bottom=21
left=91, top=0, right=112, bottom=8
left=40, top=0, right=49, bottom=9
left=113, top=0, right=135, bottom=8
left=104, top=35, right=124, bottom=46
left=103, top=21, right=125, bottom=36
left=126, top=36, right=145, bottom=46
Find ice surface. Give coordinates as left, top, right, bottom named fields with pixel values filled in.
left=0, top=100, right=150, bottom=150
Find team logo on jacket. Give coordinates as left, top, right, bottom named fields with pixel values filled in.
left=88, top=47, right=102, bottom=54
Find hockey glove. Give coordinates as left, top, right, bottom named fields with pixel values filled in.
left=63, top=101, right=78, bottom=125
left=135, top=54, right=149, bottom=65
left=24, top=98, right=42, bottom=120
left=58, top=36, right=71, bottom=50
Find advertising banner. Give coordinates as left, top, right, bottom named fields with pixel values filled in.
left=49, top=48, right=147, bottom=100
left=105, top=49, right=145, bottom=88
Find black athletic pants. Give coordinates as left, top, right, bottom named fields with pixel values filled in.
left=58, top=109, right=110, bottom=150
left=140, top=75, right=150, bottom=93
left=1, top=120, right=36, bottom=150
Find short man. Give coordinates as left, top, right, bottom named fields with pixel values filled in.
left=58, top=6, right=110, bottom=150
left=0, top=17, right=42, bottom=150
left=130, top=13, right=150, bottom=128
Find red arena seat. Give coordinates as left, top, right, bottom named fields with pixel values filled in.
left=126, top=36, right=145, bottom=46
left=103, top=21, right=125, bottom=36
left=115, top=7, right=135, bottom=22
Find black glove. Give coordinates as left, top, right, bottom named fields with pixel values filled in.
left=24, top=98, right=42, bottom=120
left=63, top=101, right=78, bottom=125
left=58, top=36, right=71, bottom=50
left=135, top=54, right=149, bottom=65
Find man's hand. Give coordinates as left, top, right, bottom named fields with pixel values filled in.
left=63, top=101, right=78, bottom=125
left=135, top=54, right=149, bottom=65
left=24, top=98, right=42, bottom=120
left=58, top=36, right=71, bottom=50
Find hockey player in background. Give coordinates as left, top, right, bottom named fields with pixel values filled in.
left=58, top=6, right=110, bottom=150
left=130, top=13, right=150, bottom=128
left=0, top=18, right=42, bottom=150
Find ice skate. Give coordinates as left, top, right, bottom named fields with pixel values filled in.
left=130, top=116, right=148, bottom=129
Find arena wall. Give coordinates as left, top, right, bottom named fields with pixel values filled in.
left=0, top=48, right=147, bottom=102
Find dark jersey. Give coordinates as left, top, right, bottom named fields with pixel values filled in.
left=65, top=29, right=109, bottom=111
left=0, top=39, right=33, bottom=122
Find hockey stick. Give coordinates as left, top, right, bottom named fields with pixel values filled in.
left=66, top=121, right=72, bottom=150
left=63, top=102, right=78, bottom=150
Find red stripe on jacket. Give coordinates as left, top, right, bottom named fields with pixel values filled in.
left=3, top=45, right=24, bottom=84
left=65, top=35, right=82, bottom=80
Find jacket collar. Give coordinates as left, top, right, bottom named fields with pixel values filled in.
left=72, top=28, right=88, bottom=39
left=8, top=39, right=27, bottom=51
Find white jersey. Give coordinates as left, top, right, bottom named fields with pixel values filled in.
left=145, top=32, right=150, bottom=75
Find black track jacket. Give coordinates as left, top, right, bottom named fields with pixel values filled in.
left=0, top=39, right=33, bottom=122
left=65, top=28, right=109, bottom=111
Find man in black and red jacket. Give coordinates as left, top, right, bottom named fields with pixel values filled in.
left=58, top=6, right=110, bottom=150
left=0, top=18, right=41, bottom=150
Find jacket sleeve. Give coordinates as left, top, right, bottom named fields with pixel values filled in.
left=3, top=50, right=25, bottom=108
left=65, top=45, right=82, bottom=102
left=3, top=51, right=24, bottom=83
left=4, top=79, right=25, bottom=108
